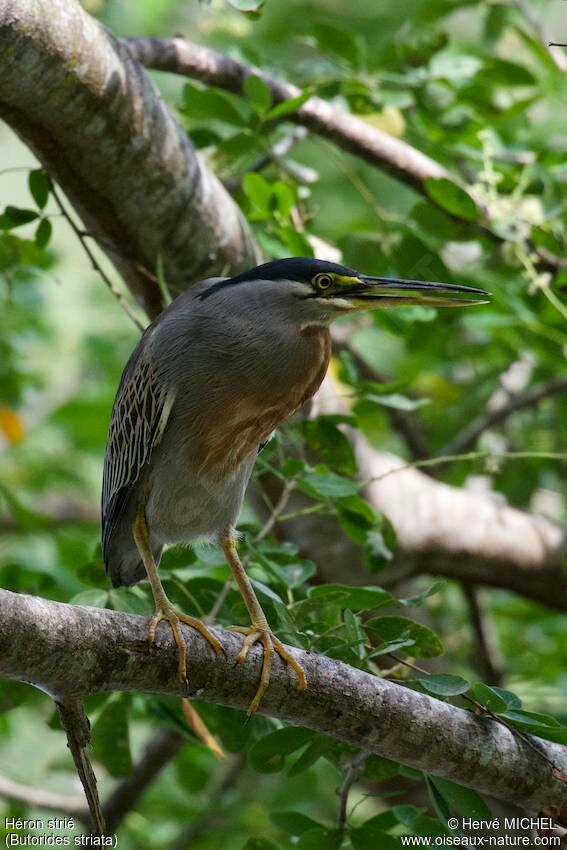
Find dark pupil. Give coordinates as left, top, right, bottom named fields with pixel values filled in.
left=318, top=276, right=331, bottom=288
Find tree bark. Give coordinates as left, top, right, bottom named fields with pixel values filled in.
left=0, top=0, right=260, bottom=318
left=1, top=590, right=566, bottom=820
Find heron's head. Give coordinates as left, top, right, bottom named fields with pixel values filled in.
left=198, top=258, right=489, bottom=325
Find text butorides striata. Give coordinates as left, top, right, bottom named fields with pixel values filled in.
left=102, top=258, right=488, bottom=713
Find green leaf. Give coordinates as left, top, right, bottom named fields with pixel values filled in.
left=270, top=811, right=323, bottom=837
left=429, top=50, right=483, bottom=82
left=248, top=727, right=314, bottom=773
left=182, top=82, right=248, bottom=127
left=34, top=218, right=52, bottom=248
left=488, top=687, right=521, bottom=709
left=498, top=709, right=567, bottom=742
left=344, top=609, right=365, bottom=660
left=399, top=582, right=444, bottom=608
left=365, top=616, right=443, bottom=659
left=351, top=828, right=402, bottom=850
left=241, top=840, right=279, bottom=850
left=109, top=587, right=152, bottom=615
left=299, top=467, right=361, bottom=499
left=243, top=173, right=273, bottom=218
left=428, top=777, right=492, bottom=820
left=276, top=560, right=317, bottom=588
left=362, top=755, right=400, bottom=782
left=28, top=170, right=50, bottom=209
left=309, top=584, right=395, bottom=611
left=69, top=589, right=109, bottom=608
left=313, top=22, right=362, bottom=69
left=265, top=92, right=311, bottom=121
left=303, top=418, right=357, bottom=475
left=470, top=683, right=508, bottom=713
left=417, top=674, right=470, bottom=697
left=287, top=737, right=325, bottom=776
left=91, top=694, right=132, bottom=777
left=424, top=178, right=477, bottom=222
left=477, top=59, right=535, bottom=87
left=271, top=181, right=296, bottom=219
left=244, top=74, right=272, bottom=114
left=0, top=206, right=39, bottom=229
left=76, top=559, right=105, bottom=587
left=296, top=828, right=342, bottom=850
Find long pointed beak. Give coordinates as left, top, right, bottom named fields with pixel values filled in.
left=350, top=275, right=490, bottom=308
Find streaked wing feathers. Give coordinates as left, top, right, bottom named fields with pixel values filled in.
left=101, top=343, right=174, bottom=564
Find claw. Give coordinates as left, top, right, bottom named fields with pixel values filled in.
left=149, top=606, right=223, bottom=684
left=229, top=624, right=307, bottom=714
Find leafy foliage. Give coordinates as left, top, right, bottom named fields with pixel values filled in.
left=1, top=0, right=566, bottom=848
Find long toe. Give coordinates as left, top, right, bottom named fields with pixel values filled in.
left=229, top=625, right=307, bottom=714
left=148, top=606, right=222, bottom=684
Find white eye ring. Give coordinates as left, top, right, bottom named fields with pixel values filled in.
left=314, top=274, right=333, bottom=291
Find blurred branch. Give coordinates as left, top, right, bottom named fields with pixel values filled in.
left=0, top=501, right=99, bottom=532
left=337, top=751, right=368, bottom=833
left=56, top=698, right=106, bottom=836
left=440, top=375, right=567, bottom=456
left=1, top=589, right=566, bottom=820
left=169, top=755, right=245, bottom=849
left=510, top=0, right=567, bottom=71
left=461, top=584, right=504, bottom=687
left=0, top=775, right=86, bottom=821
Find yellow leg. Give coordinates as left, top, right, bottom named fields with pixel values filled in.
left=133, top=506, right=223, bottom=683
left=221, top=534, right=307, bottom=714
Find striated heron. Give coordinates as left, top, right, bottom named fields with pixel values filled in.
left=101, top=257, right=488, bottom=713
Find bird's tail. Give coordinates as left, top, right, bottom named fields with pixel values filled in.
left=57, top=697, right=106, bottom=836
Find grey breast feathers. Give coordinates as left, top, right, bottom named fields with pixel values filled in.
left=101, top=328, right=175, bottom=570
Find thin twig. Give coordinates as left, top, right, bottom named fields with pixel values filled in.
left=441, top=375, right=567, bottom=456
left=383, top=653, right=563, bottom=776
left=511, top=0, right=567, bottom=71
left=50, top=184, right=146, bottom=332
left=337, top=750, right=369, bottom=832
left=461, top=584, right=503, bottom=687
left=56, top=698, right=106, bottom=837
left=0, top=775, right=86, bottom=821
left=365, top=450, right=567, bottom=486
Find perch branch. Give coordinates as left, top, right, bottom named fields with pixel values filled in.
left=0, top=590, right=566, bottom=820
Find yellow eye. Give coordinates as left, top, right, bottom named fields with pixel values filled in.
left=314, top=273, right=333, bottom=291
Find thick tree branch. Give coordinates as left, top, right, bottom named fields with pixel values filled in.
left=124, top=37, right=450, bottom=192
left=0, top=1, right=260, bottom=317
left=1, top=590, right=566, bottom=819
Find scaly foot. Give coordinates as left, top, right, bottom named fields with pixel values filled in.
left=149, top=606, right=223, bottom=683
left=230, top=623, right=307, bottom=714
